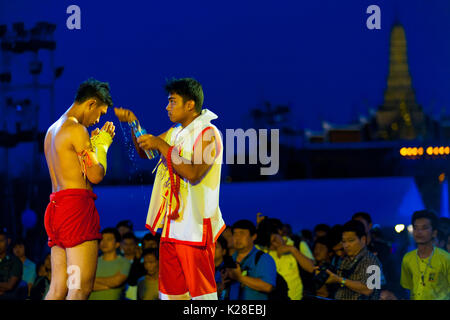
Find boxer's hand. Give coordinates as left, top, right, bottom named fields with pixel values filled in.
left=137, top=134, right=161, bottom=151
left=114, top=107, right=137, bottom=123
left=101, top=121, right=115, bottom=139
left=91, top=128, right=100, bottom=139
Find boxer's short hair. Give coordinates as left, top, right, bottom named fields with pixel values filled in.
left=75, top=78, right=113, bottom=107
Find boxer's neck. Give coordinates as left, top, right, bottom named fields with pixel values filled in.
left=65, top=103, right=86, bottom=126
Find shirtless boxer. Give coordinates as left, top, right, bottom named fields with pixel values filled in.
left=43, top=78, right=115, bottom=300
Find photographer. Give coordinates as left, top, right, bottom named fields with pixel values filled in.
left=225, top=220, right=277, bottom=300
left=319, top=220, right=384, bottom=300
left=256, top=218, right=315, bottom=300
left=312, top=236, right=335, bottom=298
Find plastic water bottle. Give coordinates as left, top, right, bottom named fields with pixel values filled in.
left=129, top=120, right=160, bottom=159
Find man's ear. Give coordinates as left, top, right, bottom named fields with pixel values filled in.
left=115, top=242, right=120, bottom=249
left=87, top=98, right=97, bottom=110
left=252, top=233, right=257, bottom=242
left=186, top=100, right=196, bottom=112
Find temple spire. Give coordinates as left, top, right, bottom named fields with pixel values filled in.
left=375, top=24, right=426, bottom=140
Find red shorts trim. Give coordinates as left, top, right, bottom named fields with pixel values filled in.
left=44, top=188, right=102, bottom=249
left=158, top=228, right=217, bottom=299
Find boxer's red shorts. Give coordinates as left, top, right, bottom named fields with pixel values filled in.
left=44, top=189, right=102, bottom=249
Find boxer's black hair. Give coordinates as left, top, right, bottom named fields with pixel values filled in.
left=164, top=77, right=204, bottom=113
left=75, top=78, right=113, bottom=107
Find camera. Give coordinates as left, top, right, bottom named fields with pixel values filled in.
left=313, top=262, right=336, bottom=291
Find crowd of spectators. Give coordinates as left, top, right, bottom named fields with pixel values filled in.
left=0, top=209, right=449, bottom=300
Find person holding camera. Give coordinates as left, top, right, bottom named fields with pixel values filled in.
left=318, top=220, right=384, bottom=300
left=224, top=220, right=277, bottom=300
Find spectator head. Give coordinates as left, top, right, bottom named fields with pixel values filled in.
left=412, top=210, right=439, bottom=245
left=142, top=232, right=160, bottom=249
left=37, top=253, right=52, bottom=278
left=0, top=229, right=9, bottom=256
left=142, top=248, right=159, bottom=276
left=328, top=225, right=344, bottom=258
left=352, top=212, right=373, bottom=235
left=255, top=218, right=280, bottom=248
left=12, top=238, right=26, bottom=259
left=313, top=236, right=330, bottom=264
left=437, top=217, right=450, bottom=249
left=222, top=226, right=234, bottom=252
left=301, top=229, right=313, bottom=243
left=313, top=224, right=331, bottom=240
left=44, top=253, right=51, bottom=271
left=341, top=220, right=367, bottom=258
left=100, top=227, right=121, bottom=254
left=215, top=235, right=228, bottom=266
left=282, top=224, right=293, bottom=238
left=232, top=220, right=257, bottom=252
left=121, top=232, right=138, bottom=258
left=116, top=220, right=133, bottom=237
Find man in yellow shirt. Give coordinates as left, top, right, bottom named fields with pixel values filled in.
left=400, top=210, right=450, bottom=300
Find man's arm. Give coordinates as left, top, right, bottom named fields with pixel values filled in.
left=93, top=281, right=111, bottom=291
left=227, top=266, right=273, bottom=293
left=325, top=270, right=373, bottom=296
left=272, top=234, right=315, bottom=273
left=237, top=275, right=273, bottom=293
left=286, top=246, right=315, bottom=273
left=138, top=128, right=217, bottom=184
left=94, top=271, right=128, bottom=289
left=131, top=129, right=169, bottom=159
left=0, top=276, right=20, bottom=292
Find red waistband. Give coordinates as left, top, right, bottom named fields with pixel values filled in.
left=49, top=188, right=97, bottom=202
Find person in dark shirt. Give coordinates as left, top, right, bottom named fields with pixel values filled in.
left=121, top=232, right=146, bottom=300
left=323, top=220, right=384, bottom=300
left=0, top=230, right=26, bottom=300
left=352, top=212, right=399, bottom=299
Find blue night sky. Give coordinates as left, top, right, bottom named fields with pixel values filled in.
left=1, top=0, right=449, bottom=135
